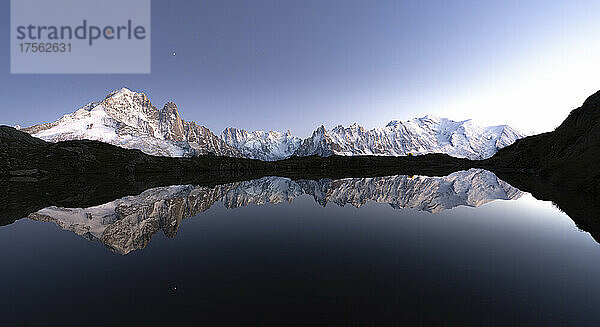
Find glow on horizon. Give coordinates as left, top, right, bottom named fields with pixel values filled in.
left=427, top=32, right=600, bottom=135
left=327, top=3, right=600, bottom=137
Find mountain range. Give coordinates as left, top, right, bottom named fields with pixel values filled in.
left=20, top=88, right=524, bottom=160
left=294, top=117, right=523, bottom=159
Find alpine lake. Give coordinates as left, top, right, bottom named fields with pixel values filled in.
left=1, top=169, right=599, bottom=326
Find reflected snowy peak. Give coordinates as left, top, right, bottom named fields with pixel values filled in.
left=28, top=169, right=521, bottom=254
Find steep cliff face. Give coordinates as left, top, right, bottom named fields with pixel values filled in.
left=21, top=88, right=242, bottom=157
left=159, top=102, right=186, bottom=142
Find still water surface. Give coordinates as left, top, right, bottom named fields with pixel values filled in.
left=1, top=170, right=599, bottom=326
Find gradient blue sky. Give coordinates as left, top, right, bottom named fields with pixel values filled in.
left=2, top=0, right=600, bottom=137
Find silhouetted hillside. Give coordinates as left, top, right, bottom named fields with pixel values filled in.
left=484, top=90, right=600, bottom=193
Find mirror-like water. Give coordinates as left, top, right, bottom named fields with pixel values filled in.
left=1, top=169, right=599, bottom=326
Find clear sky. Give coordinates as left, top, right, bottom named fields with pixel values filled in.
left=2, top=0, right=600, bottom=137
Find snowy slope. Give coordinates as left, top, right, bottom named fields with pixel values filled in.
left=294, top=115, right=524, bottom=160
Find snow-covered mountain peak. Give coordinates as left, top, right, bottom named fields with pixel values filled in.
left=417, top=114, right=441, bottom=122
left=161, top=102, right=180, bottom=115
left=342, top=123, right=366, bottom=133
left=330, top=123, right=368, bottom=140
left=106, top=87, right=137, bottom=98
left=407, top=115, right=447, bottom=129
left=315, top=125, right=327, bottom=135
left=266, top=130, right=283, bottom=138
left=22, top=88, right=242, bottom=158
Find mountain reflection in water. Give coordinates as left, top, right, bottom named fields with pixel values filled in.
left=27, top=169, right=521, bottom=254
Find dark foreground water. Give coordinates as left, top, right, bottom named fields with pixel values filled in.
left=1, top=170, right=599, bottom=326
